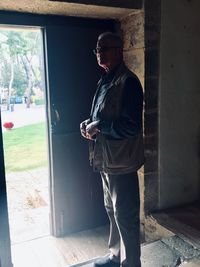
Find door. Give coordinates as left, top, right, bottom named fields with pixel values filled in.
left=0, top=113, right=12, bottom=267
left=45, top=18, right=114, bottom=236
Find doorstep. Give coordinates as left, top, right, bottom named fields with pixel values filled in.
left=68, top=240, right=191, bottom=267
left=145, top=202, right=200, bottom=249
left=179, top=258, right=200, bottom=266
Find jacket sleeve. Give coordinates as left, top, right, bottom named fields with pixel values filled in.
left=98, top=76, right=143, bottom=139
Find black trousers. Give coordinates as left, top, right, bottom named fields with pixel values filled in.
left=101, top=171, right=141, bottom=267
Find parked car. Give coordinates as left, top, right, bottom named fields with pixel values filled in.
left=15, top=96, right=23, bottom=104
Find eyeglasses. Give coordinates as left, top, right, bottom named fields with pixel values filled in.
left=93, top=46, right=120, bottom=55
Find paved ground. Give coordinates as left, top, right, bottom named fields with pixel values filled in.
left=6, top=167, right=50, bottom=244
left=1, top=103, right=46, bottom=131
left=1, top=104, right=49, bottom=244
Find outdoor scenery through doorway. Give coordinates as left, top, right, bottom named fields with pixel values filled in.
left=0, top=26, right=50, bottom=245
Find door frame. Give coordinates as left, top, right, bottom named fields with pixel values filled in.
left=0, top=112, right=13, bottom=267
left=41, top=27, right=55, bottom=235
left=0, top=8, right=116, bottom=236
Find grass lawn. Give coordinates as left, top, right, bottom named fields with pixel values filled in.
left=3, top=122, right=48, bottom=172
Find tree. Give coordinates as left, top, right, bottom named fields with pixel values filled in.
left=0, top=31, right=16, bottom=110
left=19, top=31, right=42, bottom=108
left=0, top=29, right=43, bottom=109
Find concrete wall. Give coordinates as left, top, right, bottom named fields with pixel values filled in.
left=0, top=0, right=142, bottom=20
left=159, top=0, right=200, bottom=208
left=120, top=10, right=145, bottom=224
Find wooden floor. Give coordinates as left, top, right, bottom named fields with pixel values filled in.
left=11, top=226, right=109, bottom=267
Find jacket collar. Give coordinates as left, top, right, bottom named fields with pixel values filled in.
left=90, top=62, right=128, bottom=117
left=103, top=62, right=128, bottom=86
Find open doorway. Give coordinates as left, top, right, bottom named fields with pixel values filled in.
left=0, top=15, right=115, bottom=266
left=0, top=26, right=50, bottom=244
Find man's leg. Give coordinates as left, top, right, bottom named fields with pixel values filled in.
left=108, top=172, right=141, bottom=267
left=101, top=172, right=121, bottom=263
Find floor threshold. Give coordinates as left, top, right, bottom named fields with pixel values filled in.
left=151, top=201, right=200, bottom=249
left=67, top=256, right=103, bottom=267
left=11, top=226, right=109, bottom=267
left=11, top=233, right=50, bottom=246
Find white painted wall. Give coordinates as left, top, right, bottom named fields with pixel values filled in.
left=159, top=0, right=200, bottom=208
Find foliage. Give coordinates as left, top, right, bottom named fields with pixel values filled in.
left=34, top=98, right=45, bottom=105
left=0, top=29, right=44, bottom=107
left=13, top=67, right=28, bottom=96
left=1, top=63, right=27, bottom=95
left=3, top=122, right=48, bottom=172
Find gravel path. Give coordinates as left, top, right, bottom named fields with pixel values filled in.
left=6, top=167, right=50, bottom=244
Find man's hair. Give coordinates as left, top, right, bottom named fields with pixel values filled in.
left=98, top=32, right=123, bottom=48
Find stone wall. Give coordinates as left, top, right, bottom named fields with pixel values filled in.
left=144, top=0, right=161, bottom=213
left=120, top=10, right=144, bottom=86
left=120, top=10, right=145, bottom=226
left=143, top=0, right=161, bottom=241
left=120, top=0, right=161, bottom=240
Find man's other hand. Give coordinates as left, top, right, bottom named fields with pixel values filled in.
left=86, top=121, right=100, bottom=139
left=80, top=118, right=90, bottom=139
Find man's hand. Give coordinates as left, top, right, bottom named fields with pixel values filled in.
left=80, top=119, right=91, bottom=139
left=86, top=120, right=100, bottom=139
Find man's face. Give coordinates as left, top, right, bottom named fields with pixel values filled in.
left=95, top=38, right=122, bottom=71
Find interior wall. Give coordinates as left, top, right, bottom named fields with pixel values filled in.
left=159, top=0, right=200, bottom=208
left=120, top=10, right=145, bottom=222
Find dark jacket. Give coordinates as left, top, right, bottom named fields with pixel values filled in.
left=89, top=62, right=145, bottom=175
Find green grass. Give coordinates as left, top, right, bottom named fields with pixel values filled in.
left=3, top=122, right=48, bottom=172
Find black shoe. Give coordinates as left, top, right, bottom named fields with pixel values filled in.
left=93, top=255, right=120, bottom=267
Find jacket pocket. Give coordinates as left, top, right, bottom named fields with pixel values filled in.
left=103, top=137, right=137, bottom=168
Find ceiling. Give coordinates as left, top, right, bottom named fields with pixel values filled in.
left=0, top=0, right=142, bottom=20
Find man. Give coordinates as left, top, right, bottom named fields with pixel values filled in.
left=80, top=32, right=144, bottom=267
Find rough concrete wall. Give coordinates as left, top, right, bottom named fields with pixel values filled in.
left=159, top=0, right=200, bottom=208
left=49, top=0, right=143, bottom=9
left=0, top=0, right=141, bottom=20
left=120, top=10, right=145, bottom=225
